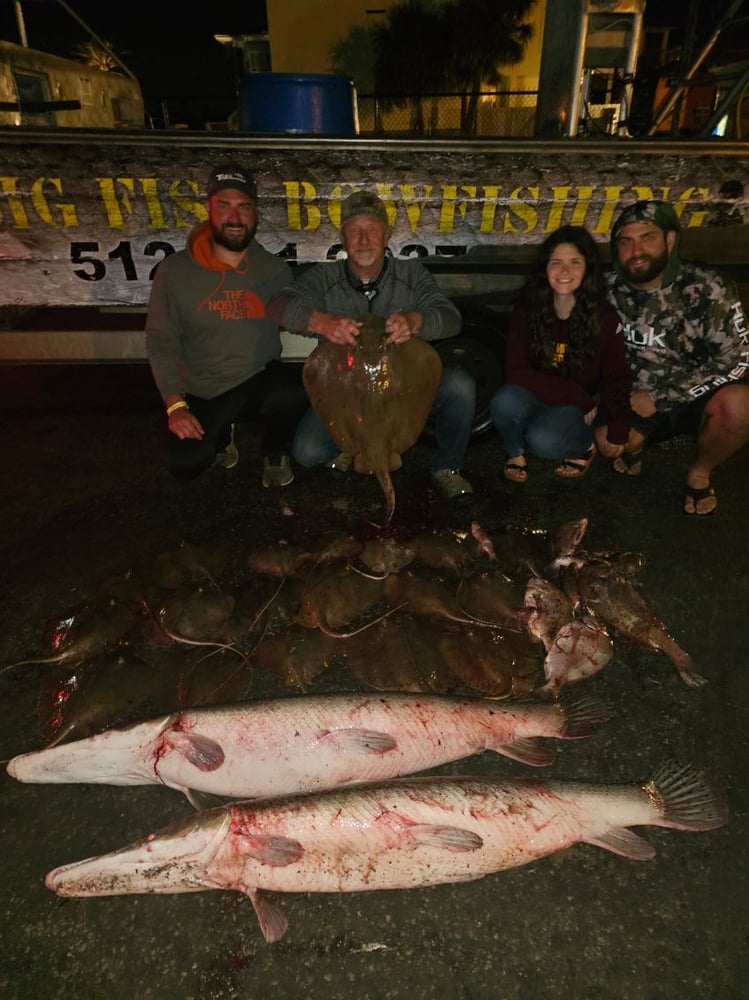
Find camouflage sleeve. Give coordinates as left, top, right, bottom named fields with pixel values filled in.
left=683, top=268, right=749, bottom=401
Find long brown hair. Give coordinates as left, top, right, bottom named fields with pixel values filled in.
left=525, top=225, right=606, bottom=374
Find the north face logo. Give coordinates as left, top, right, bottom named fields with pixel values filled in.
left=207, top=289, right=265, bottom=320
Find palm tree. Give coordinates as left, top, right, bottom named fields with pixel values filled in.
left=71, top=40, right=119, bottom=73
left=444, top=0, right=536, bottom=135
left=370, top=0, right=536, bottom=136
left=330, top=25, right=378, bottom=95
left=373, top=0, right=451, bottom=135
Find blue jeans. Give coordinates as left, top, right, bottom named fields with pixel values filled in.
left=292, top=366, right=475, bottom=474
left=490, top=384, right=592, bottom=460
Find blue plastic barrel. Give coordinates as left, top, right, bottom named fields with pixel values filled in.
left=238, top=73, right=358, bottom=135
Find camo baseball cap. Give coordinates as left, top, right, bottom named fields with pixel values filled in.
left=611, top=199, right=680, bottom=241
left=340, top=190, right=389, bottom=227
left=206, top=163, right=257, bottom=201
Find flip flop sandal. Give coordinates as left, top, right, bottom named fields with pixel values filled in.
left=683, top=483, right=717, bottom=516
left=612, top=450, right=643, bottom=476
left=504, top=459, right=527, bottom=484
left=554, top=446, right=595, bottom=479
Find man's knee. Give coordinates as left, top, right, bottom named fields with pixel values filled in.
left=290, top=427, right=332, bottom=467
left=705, top=382, right=749, bottom=427
left=438, top=366, right=476, bottom=407
left=290, top=437, right=322, bottom=468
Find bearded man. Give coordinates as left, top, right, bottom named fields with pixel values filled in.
left=146, top=163, right=307, bottom=491
left=607, top=199, right=749, bottom=516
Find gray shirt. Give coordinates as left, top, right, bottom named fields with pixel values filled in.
left=266, top=257, right=461, bottom=342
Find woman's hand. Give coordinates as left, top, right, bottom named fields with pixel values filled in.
left=597, top=439, right=625, bottom=459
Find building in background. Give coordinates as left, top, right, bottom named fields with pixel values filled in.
left=266, top=0, right=544, bottom=90
left=260, top=0, right=547, bottom=136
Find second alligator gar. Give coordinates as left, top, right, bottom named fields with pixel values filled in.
left=45, top=763, right=728, bottom=943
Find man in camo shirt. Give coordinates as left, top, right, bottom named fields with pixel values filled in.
left=607, top=199, right=749, bottom=516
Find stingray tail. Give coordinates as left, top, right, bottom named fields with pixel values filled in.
left=376, top=470, right=396, bottom=527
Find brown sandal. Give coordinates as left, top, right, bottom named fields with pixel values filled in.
left=504, top=458, right=527, bottom=484
left=612, top=450, right=643, bottom=476
left=554, top=446, right=595, bottom=479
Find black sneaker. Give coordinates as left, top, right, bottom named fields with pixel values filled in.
left=214, top=424, right=239, bottom=469
left=262, top=455, right=294, bottom=488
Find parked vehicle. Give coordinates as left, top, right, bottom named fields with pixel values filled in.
left=0, top=39, right=144, bottom=129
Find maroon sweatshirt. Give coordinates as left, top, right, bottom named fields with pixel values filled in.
left=504, top=301, right=633, bottom=444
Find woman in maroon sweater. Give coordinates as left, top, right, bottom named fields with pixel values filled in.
left=490, top=225, right=632, bottom=482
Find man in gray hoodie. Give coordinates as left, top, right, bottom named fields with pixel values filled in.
left=607, top=199, right=749, bottom=516
left=146, top=162, right=308, bottom=489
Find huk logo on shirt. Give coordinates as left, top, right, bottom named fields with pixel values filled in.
left=207, top=290, right=266, bottom=320
left=623, top=323, right=667, bottom=350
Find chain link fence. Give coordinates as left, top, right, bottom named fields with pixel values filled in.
left=149, top=89, right=540, bottom=136
left=357, top=91, right=538, bottom=138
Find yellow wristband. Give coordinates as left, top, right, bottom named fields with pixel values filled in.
left=166, top=400, right=188, bottom=416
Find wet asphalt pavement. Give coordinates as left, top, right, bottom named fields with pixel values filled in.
left=0, top=363, right=747, bottom=1000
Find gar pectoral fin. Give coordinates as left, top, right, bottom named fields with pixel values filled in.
left=325, top=728, right=397, bottom=754
left=165, top=730, right=225, bottom=772
left=585, top=827, right=656, bottom=860
left=242, top=834, right=304, bottom=867
left=408, top=825, right=484, bottom=852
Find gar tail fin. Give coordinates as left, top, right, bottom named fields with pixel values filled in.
left=645, top=762, right=729, bottom=831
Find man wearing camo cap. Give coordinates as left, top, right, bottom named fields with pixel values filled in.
left=607, top=198, right=749, bottom=516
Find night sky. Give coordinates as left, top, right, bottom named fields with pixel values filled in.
left=0, top=0, right=267, bottom=125
left=0, top=1, right=268, bottom=87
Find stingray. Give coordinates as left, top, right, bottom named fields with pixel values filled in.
left=302, top=314, right=443, bottom=526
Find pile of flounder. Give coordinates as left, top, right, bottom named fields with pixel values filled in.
left=1, top=516, right=705, bottom=747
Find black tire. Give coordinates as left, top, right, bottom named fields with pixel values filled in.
left=422, top=319, right=504, bottom=442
